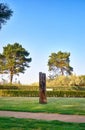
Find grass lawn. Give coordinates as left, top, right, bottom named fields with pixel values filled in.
left=0, top=117, right=85, bottom=130
left=0, top=97, right=85, bottom=115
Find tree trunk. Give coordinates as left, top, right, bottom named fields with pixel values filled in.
left=61, top=68, right=64, bottom=75
left=10, top=70, right=13, bottom=84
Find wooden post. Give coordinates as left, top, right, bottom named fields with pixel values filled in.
left=39, top=72, right=47, bottom=104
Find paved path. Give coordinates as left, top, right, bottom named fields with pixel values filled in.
left=0, top=111, right=85, bottom=123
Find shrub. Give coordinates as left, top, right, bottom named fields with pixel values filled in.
left=0, top=90, right=85, bottom=97
left=46, top=75, right=85, bottom=89
left=0, top=84, right=18, bottom=89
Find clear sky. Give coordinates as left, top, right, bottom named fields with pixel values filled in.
left=0, top=0, right=85, bottom=84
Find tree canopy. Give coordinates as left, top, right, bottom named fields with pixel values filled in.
left=0, top=3, right=13, bottom=29
left=48, top=51, right=73, bottom=79
left=0, top=43, right=32, bottom=83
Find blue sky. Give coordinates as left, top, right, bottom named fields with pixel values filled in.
left=0, top=0, right=85, bottom=84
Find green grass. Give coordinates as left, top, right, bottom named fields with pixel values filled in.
left=0, top=117, right=85, bottom=130
left=0, top=97, right=85, bottom=115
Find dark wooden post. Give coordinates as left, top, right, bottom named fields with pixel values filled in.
left=39, top=72, right=47, bottom=104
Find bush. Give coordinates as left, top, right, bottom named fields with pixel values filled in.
left=0, top=84, right=18, bottom=89
left=0, top=90, right=39, bottom=97
left=0, top=90, right=85, bottom=97
left=46, top=75, right=85, bottom=89
left=0, top=84, right=39, bottom=90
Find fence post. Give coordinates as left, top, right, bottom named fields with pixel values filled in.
left=39, top=72, right=47, bottom=104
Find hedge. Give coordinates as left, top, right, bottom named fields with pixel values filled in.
left=0, top=90, right=85, bottom=97
left=0, top=84, right=38, bottom=90
left=0, top=84, right=18, bottom=89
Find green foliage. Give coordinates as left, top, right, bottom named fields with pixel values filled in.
left=0, top=84, right=38, bottom=90
left=0, top=90, right=85, bottom=97
left=0, top=3, right=13, bottom=29
left=0, top=84, right=18, bottom=89
left=47, top=91, right=85, bottom=97
left=0, top=43, right=32, bottom=83
left=18, top=85, right=39, bottom=90
left=47, top=75, right=85, bottom=89
left=0, top=90, right=39, bottom=97
left=48, top=51, right=73, bottom=78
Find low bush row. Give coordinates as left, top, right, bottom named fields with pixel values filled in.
left=0, top=84, right=19, bottom=89
left=47, top=91, right=85, bottom=97
left=0, top=84, right=38, bottom=90
left=1, top=84, right=85, bottom=91
left=0, top=90, right=85, bottom=97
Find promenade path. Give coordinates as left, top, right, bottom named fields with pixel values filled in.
left=0, top=111, right=85, bottom=123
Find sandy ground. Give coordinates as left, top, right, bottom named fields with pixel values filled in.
left=0, top=111, right=85, bottom=123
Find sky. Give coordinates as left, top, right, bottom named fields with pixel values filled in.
left=0, top=0, right=85, bottom=84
